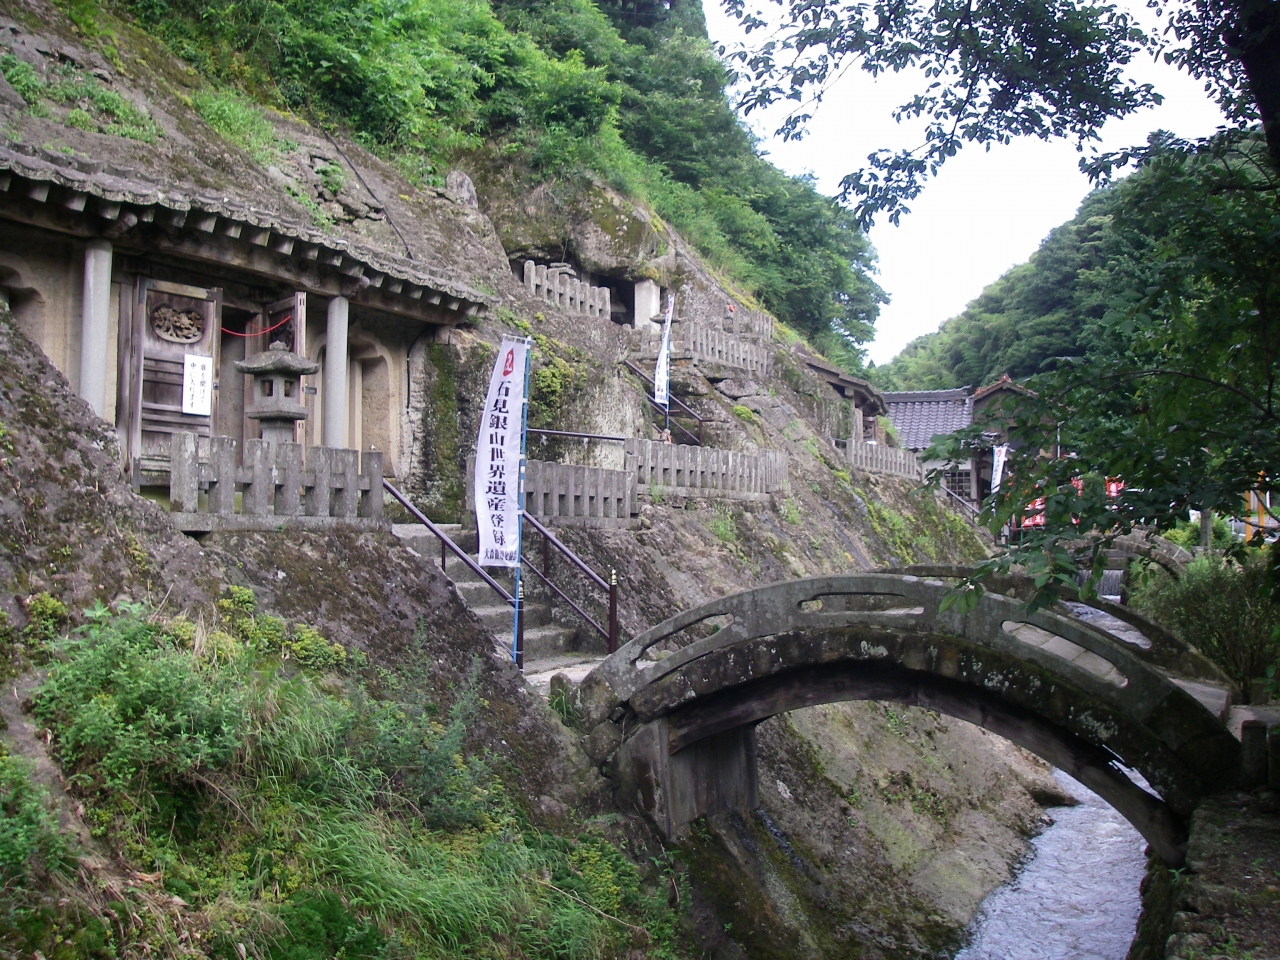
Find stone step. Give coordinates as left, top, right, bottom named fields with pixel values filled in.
left=522, top=623, right=580, bottom=660
left=523, top=655, right=609, bottom=697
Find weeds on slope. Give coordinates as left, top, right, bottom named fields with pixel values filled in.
left=0, top=589, right=688, bottom=958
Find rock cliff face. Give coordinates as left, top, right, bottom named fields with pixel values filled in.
left=0, top=2, right=1073, bottom=954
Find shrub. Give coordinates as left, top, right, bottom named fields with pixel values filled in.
left=0, top=754, right=67, bottom=882
left=0, top=54, right=42, bottom=102
left=1131, top=553, right=1280, bottom=702
left=32, top=612, right=248, bottom=794
left=21, top=592, right=67, bottom=647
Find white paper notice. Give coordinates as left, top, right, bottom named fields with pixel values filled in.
left=182, top=354, right=214, bottom=416
left=475, top=336, right=529, bottom=567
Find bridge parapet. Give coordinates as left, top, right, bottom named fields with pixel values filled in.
left=577, top=573, right=1241, bottom=867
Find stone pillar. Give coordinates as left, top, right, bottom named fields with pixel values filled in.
left=78, top=239, right=112, bottom=416
left=323, top=296, right=349, bottom=449
left=635, top=279, right=662, bottom=330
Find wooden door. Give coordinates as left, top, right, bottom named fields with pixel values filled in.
left=133, top=279, right=222, bottom=469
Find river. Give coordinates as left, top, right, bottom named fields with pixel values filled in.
left=953, top=770, right=1148, bottom=960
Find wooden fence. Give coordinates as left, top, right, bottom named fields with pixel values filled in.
left=846, top=441, right=923, bottom=481
left=624, top=439, right=788, bottom=501
left=168, top=432, right=386, bottom=532
left=467, top=457, right=636, bottom=528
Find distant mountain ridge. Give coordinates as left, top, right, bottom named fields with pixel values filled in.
left=872, top=188, right=1117, bottom=391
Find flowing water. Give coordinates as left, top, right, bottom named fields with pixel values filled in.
left=953, top=770, right=1148, bottom=960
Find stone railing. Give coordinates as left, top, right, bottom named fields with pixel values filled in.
left=523, top=261, right=612, bottom=318
left=467, top=457, right=636, bottom=529
left=847, top=441, right=923, bottom=481
left=624, top=439, right=787, bottom=501
left=168, top=432, right=386, bottom=532
left=638, top=320, right=769, bottom=375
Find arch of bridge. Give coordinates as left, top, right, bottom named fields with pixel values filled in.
left=581, top=573, right=1240, bottom=865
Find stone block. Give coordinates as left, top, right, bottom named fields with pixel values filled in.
left=582, top=720, right=622, bottom=764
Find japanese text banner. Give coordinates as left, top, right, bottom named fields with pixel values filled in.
left=653, top=295, right=674, bottom=407
left=475, top=336, right=529, bottom=567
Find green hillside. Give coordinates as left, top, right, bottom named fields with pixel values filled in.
left=100, top=0, right=883, bottom=362
left=872, top=187, right=1118, bottom=390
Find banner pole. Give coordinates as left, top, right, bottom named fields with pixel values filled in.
left=512, top=337, right=532, bottom=669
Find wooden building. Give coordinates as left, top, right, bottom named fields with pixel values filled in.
left=0, top=142, right=488, bottom=488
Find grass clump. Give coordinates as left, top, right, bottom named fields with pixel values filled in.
left=707, top=505, right=737, bottom=544
left=7, top=594, right=689, bottom=958
left=731, top=405, right=757, bottom=426
left=1130, top=553, right=1280, bottom=703
left=192, top=88, right=288, bottom=164
left=0, top=57, right=163, bottom=141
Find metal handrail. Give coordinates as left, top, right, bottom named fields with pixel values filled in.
left=529, top=428, right=628, bottom=443
left=523, top=511, right=620, bottom=653
left=622, top=360, right=705, bottom=445
left=385, top=479, right=518, bottom=608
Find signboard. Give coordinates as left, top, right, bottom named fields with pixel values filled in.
left=991, top=443, right=1009, bottom=494
left=475, top=336, right=530, bottom=567
left=653, top=295, right=674, bottom=407
left=182, top=354, right=214, bottom=416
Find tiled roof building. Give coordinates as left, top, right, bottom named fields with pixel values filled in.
left=882, top=387, right=973, bottom=452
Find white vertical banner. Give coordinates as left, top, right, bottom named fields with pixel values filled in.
left=652, top=294, right=674, bottom=407
left=182, top=354, right=214, bottom=416
left=475, top=336, right=530, bottom=566
left=991, top=443, right=1009, bottom=494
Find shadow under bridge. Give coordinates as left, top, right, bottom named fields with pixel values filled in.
left=575, top=573, right=1242, bottom=866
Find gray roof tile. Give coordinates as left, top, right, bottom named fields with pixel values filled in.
left=883, top=388, right=973, bottom=451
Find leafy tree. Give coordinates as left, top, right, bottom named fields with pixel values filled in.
left=726, top=0, right=1280, bottom=224
left=927, top=130, right=1280, bottom=610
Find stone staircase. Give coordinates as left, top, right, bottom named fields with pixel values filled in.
left=393, top=523, right=600, bottom=679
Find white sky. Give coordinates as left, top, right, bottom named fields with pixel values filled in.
left=701, top=3, right=1230, bottom=365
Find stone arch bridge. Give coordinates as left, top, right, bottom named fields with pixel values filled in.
left=574, top=570, right=1240, bottom=866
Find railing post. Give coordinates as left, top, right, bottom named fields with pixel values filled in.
left=542, top=528, right=551, bottom=579
left=170, top=431, right=199, bottom=514
left=516, top=581, right=525, bottom=671
left=608, top=568, right=618, bottom=654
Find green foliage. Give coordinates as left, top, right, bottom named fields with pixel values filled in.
left=316, top=161, right=347, bottom=196
left=32, top=613, right=248, bottom=794
left=282, top=625, right=347, bottom=668
left=923, top=132, right=1280, bottom=610
left=1163, top=515, right=1233, bottom=551
left=15, top=602, right=687, bottom=957
left=729, top=0, right=1275, bottom=226
left=1130, top=554, right=1280, bottom=703
left=707, top=504, right=737, bottom=543
left=0, top=53, right=162, bottom=140
left=0, top=754, right=68, bottom=883
left=780, top=498, right=802, bottom=524
left=548, top=685, right=580, bottom=729
left=731, top=404, right=757, bottom=426
left=193, top=88, right=286, bottom=163
left=21, top=592, right=67, bottom=647
left=529, top=334, right=586, bottom=427
left=110, top=0, right=883, bottom=360
left=875, top=189, right=1115, bottom=390
left=0, top=54, right=42, bottom=102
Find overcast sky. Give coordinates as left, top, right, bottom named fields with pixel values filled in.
left=701, top=3, right=1230, bottom=366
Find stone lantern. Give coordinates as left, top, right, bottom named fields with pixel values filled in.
left=235, top=341, right=320, bottom=443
